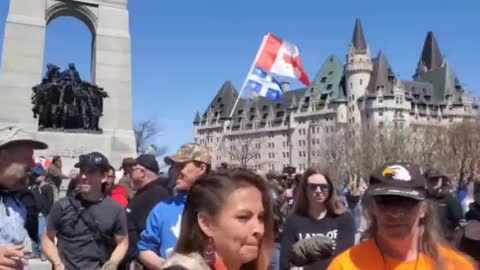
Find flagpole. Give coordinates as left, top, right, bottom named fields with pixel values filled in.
left=228, top=33, right=269, bottom=118
left=213, top=33, right=269, bottom=160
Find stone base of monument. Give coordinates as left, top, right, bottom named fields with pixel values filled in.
left=34, top=129, right=136, bottom=170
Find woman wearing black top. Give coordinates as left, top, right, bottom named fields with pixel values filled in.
left=279, top=163, right=355, bottom=270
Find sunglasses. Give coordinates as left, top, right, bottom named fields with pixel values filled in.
left=307, top=183, right=330, bottom=193
left=374, top=195, right=420, bottom=209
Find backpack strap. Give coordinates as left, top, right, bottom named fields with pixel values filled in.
left=66, top=195, right=115, bottom=263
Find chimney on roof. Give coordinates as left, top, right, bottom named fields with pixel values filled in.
left=280, top=81, right=291, bottom=92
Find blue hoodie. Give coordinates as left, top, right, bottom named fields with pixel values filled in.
left=138, top=192, right=187, bottom=258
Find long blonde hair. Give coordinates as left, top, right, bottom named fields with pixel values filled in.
left=363, top=199, right=446, bottom=270
left=294, top=163, right=346, bottom=217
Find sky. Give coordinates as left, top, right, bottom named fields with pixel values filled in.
left=0, top=0, right=479, bottom=157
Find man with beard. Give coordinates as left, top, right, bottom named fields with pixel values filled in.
left=0, top=127, right=47, bottom=270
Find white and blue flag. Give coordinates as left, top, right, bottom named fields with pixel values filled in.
left=244, top=66, right=283, bottom=100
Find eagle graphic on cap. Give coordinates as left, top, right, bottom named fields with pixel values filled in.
left=382, top=165, right=412, bottom=181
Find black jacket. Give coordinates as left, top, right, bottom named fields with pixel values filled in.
left=466, top=203, right=480, bottom=221
left=121, top=178, right=170, bottom=267
left=428, top=193, right=464, bottom=238
left=31, top=183, right=55, bottom=216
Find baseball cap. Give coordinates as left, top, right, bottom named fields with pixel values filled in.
left=31, top=163, right=46, bottom=177
left=0, top=126, right=47, bottom=150
left=134, top=154, right=159, bottom=173
left=74, top=152, right=111, bottom=170
left=367, top=162, right=426, bottom=200
left=423, top=168, right=448, bottom=180
left=164, top=143, right=212, bottom=165
left=119, top=157, right=136, bottom=170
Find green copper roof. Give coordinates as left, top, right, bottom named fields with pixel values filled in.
left=310, top=55, right=345, bottom=100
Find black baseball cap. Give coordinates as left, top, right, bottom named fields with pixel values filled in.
left=423, top=168, right=448, bottom=180
left=367, top=162, right=426, bottom=200
left=134, top=154, right=159, bottom=174
left=74, top=152, right=111, bottom=170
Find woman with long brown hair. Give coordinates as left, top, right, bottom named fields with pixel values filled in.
left=328, top=162, right=476, bottom=270
left=279, top=163, right=355, bottom=270
left=161, top=168, right=274, bottom=270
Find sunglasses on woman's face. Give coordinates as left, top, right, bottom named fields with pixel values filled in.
left=307, top=183, right=330, bottom=193
left=374, top=195, right=420, bottom=209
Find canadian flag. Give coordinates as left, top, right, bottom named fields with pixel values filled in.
left=255, top=33, right=311, bottom=87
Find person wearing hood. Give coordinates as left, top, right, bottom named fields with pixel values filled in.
left=120, top=154, right=170, bottom=269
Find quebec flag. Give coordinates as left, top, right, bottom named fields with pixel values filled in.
left=244, top=66, right=283, bottom=100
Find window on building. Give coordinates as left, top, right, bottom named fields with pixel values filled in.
left=379, top=121, right=384, bottom=128
left=379, top=110, right=383, bottom=116
left=360, top=79, right=363, bottom=85
left=320, top=77, right=327, bottom=83
left=326, top=84, right=333, bottom=90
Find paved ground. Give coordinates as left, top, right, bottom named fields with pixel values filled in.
left=26, top=258, right=51, bottom=270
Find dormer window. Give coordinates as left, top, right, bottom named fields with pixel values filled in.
left=217, top=98, right=222, bottom=103
left=320, top=77, right=327, bottom=83
left=326, top=84, right=333, bottom=90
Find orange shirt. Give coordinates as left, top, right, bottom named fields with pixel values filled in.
left=327, top=239, right=476, bottom=270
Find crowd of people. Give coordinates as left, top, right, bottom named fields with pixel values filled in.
left=0, top=126, right=479, bottom=270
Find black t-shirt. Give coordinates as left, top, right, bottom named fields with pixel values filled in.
left=279, top=211, right=355, bottom=270
left=47, top=195, right=127, bottom=270
left=123, top=178, right=170, bottom=264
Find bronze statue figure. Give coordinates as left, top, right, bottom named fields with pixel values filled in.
left=31, top=64, right=109, bottom=131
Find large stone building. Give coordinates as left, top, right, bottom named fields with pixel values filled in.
left=194, top=19, right=478, bottom=172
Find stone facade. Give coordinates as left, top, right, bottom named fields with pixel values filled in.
left=194, top=19, right=479, bottom=173
left=0, top=0, right=136, bottom=169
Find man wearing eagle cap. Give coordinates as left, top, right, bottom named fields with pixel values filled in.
left=328, top=162, right=475, bottom=270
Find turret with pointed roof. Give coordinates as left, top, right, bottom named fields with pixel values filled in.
left=352, top=19, right=367, bottom=54
left=206, top=81, right=238, bottom=120
left=414, top=32, right=444, bottom=78
left=193, top=111, right=200, bottom=124
left=367, top=51, right=395, bottom=95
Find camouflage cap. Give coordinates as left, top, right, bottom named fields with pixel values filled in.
left=164, top=143, right=212, bottom=165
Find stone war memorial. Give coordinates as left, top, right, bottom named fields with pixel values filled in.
left=0, top=0, right=136, bottom=169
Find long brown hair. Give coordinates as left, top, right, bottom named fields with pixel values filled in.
left=294, top=162, right=346, bottom=217
left=174, top=168, right=274, bottom=270
left=364, top=199, right=447, bottom=270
